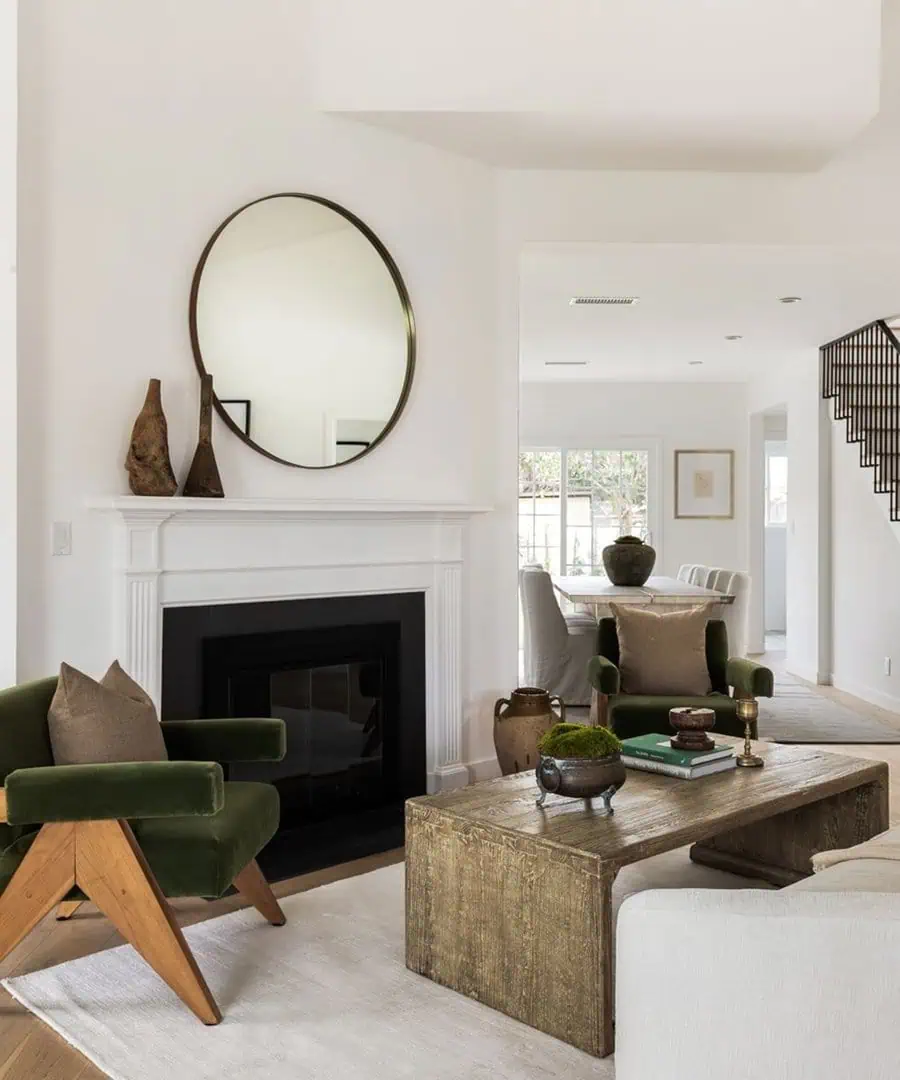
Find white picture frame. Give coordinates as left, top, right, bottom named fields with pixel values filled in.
left=674, top=450, right=734, bottom=519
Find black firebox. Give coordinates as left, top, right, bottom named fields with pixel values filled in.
left=161, top=593, right=426, bottom=881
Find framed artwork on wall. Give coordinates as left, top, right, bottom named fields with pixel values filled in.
left=220, top=399, right=251, bottom=437
left=674, top=450, right=734, bottom=519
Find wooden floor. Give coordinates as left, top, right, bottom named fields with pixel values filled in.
left=3, top=653, right=900, bottom=1078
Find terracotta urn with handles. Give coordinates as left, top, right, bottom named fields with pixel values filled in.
left=493, top=687, right=565, bottom=776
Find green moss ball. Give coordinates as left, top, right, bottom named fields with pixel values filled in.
left=538, top=722, right=623, bottom=759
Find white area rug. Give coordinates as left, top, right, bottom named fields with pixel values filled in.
left=3, top=854, right=759, bottom=1080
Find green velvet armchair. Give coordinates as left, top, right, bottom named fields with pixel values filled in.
left=588, top=618, right=774, bottom=740
left=0, top=676, right=287, bottom=1026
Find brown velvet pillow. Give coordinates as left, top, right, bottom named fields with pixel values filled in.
left=609, top=603, right=712, bottom=696
left=48, top=660, right=168, bottom=765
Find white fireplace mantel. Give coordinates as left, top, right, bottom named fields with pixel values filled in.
left=90, top=496, right=491, bottom=792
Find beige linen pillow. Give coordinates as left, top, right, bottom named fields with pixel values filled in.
left=48, top=660, right=168, bottom=765
left=610, top=602, right=712, bottom=696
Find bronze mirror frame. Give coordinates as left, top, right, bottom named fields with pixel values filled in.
left=188, top=192, right=416, bottom=469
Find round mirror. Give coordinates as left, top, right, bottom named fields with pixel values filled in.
left=189, top=194, right=415, bottom=468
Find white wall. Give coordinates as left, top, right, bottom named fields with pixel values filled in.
left=747, top=355, right=831, bottom=683
left=519, top=381, right=748, bottom=576
left=764, top=526, right=787, bottom=632
left=16, top=0, right=502, bottom=769
left=491, top=0, right=900, bottom=698
left=831, top=422, right=900, bottom=711
left=764, top=437, right=787, bottom=632
left=17, top=0, right=900, bottom=767
left=0, top=0, right=15, bottom=687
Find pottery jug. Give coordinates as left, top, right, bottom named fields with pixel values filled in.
left=493, top=687, right=565, bottom=776
left=601, top=535, right=656, bottom=586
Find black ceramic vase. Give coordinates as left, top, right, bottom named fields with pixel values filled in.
left=602, top=535, right=656, bottom=586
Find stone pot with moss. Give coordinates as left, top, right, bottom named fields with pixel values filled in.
left=601, top=534, right=656, bottom=586
left=535, top=722, right=626, bottom=814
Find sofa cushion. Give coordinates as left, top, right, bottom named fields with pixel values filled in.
left=608, top=693, right=742, bottom=740
left=609, top=603, right=712, bottom=696
left=791, top=858, right=900, bottom=894
left=131, top=780, right=280, bottom=898
left=48, top=661, right=168, bottom=766
left=0, top=781, right=280, bottom=900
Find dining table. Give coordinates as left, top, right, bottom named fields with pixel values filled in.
left=552, top=573, right=734, bottom=615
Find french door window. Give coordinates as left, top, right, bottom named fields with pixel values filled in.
left=519, top=449, right=652, bottom=576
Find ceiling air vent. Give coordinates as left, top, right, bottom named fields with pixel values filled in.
left=545, top=361, right=588, bottom=366
left=569, top=296, right=639, bottom=306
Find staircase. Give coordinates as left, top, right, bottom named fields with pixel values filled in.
left=822, top=319, right=900, bottom=522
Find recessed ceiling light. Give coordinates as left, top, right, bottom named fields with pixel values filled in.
left=688, top=361, right=703, bottom=366
left=725, top=334, right=743, bottom=341
left=569, top=296, right=639, bottom=306
left=778, top=296, right=802, bottom=304
left=544, top=361, right=588, bottom=366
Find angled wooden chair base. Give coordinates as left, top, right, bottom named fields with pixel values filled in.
left=0, top=820, right=285, bottom=1026
left=233, top=859, right=286, bottom=926
left=55, top=900, right=84, bottom=921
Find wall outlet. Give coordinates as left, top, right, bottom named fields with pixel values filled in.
left=885, top=657, right=892, bottom=677
left=51, top=521, right=72, bottom=557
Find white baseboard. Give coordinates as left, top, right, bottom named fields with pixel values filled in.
left=466, top=756, right=501, bottom=784
left=830, top=674, right=900, bottom=715
left=427, top=763, right=470, bottom=794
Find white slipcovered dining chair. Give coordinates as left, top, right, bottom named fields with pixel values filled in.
left=701, top=567, right=721, bottom=589
left=676, top=564, right=697, bottom=583
left=688, top=565, right=707, bottom=586
left=710, top=568, right=734, bottom=594
left=519, top=569, right=596, bottom=706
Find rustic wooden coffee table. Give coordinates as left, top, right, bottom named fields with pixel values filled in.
left=405, top=741, right=888, bottom=1058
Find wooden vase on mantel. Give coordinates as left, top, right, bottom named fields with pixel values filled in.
left=183, top=374, right=225, bottom=498
left=124, top=378, right=178, bottom=497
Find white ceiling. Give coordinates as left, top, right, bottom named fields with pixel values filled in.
left=311, top=0, right=882, bottom=171
left=519, top=245, right=900, bottom=383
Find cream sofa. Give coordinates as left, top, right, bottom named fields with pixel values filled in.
left=615, top=837, right=900, bottom=1080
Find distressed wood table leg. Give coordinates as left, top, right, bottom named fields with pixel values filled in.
left=691, top=772, right=889, bottom=886
left=405, top=801, right=616, bottom=1057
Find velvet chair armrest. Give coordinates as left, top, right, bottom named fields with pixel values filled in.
left=588, top=655, right=621, bottom=696
left=160, top=718, right=286, bottom=763
left=4, top=761, right=225, bottom=825
left=726, top=658, right=774, bottom=699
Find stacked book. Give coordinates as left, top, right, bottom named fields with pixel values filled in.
left=620, top=734, right=736, bottom=779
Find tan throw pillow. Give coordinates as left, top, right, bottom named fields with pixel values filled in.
left=610, top=603, right=712, bottom=696
left=48, top=660, right=168, bottom=765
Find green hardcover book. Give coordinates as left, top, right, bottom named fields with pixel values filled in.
left=620, top=733, right=734, bottom=768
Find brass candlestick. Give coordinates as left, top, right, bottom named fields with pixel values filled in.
left=735, top=697, right=764, bottom=768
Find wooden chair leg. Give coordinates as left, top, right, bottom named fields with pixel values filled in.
left=75, top=819, right=222, bottom=1025
left=233, top=859, right=286, bottom=926
left=56, top=900, right=84, bottom=921
left=0, top=824, right=76, bottom=962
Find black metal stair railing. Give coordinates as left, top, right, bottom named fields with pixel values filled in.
left=821, top=319, right=900, bottom=522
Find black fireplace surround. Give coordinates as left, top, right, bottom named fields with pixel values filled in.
left=161, top=593, right=426, bottom=881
